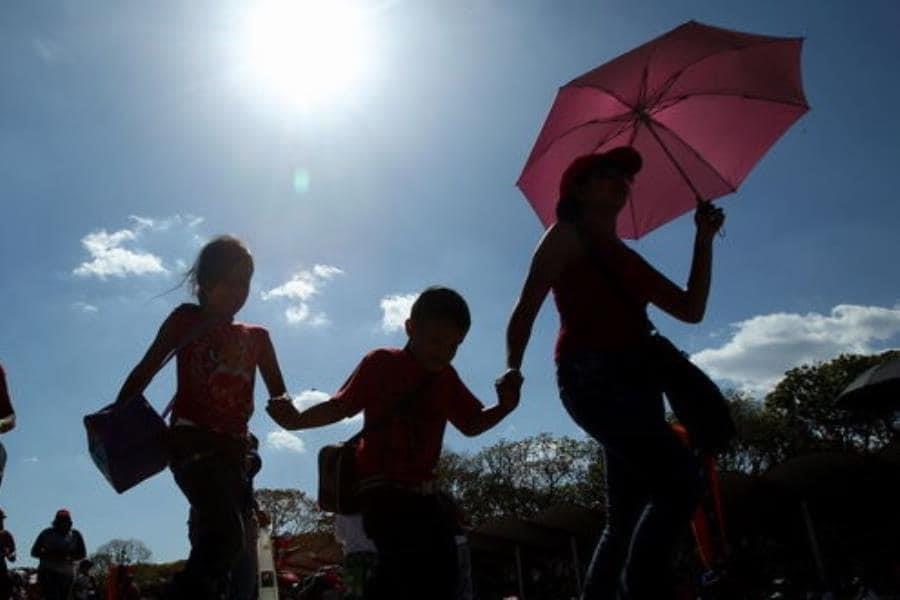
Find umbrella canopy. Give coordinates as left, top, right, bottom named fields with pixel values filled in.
left=835, top=354, right=900, bottom=414
left=518, top=20, right=809, bottom=237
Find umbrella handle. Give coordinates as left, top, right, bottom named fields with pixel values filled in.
left=643, top=116, right=708, bottom=203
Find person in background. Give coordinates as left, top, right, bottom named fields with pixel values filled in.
left=71, top=559, right=98, bottom=600
left=334, top=513, right=377, bottom=600
left=30, top=509, right=87, bottom=600
left=0, top=509, right=16, bottom=600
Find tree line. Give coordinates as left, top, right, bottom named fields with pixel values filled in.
left=250, top=351, right=898, bottom=533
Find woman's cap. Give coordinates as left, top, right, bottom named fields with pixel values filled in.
left=559, top=146, right=643, bottom=200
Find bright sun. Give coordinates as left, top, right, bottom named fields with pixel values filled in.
left=241, top=0, right=372, bottom=110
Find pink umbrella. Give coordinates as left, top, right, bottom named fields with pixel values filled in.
left=517, top=20, right=809, bottom=238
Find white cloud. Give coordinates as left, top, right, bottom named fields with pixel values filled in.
left=129, top=214, right=204, bottom=232
left=692, top=303, right=900, bottom=396
left=380, top=293, right=417, bottom=333
left=343, top=412, right=364, bottom=425
left=285, top=304, right=311, bottom=323
left=292, top=389, right=330, bottom=410
left=22, top=456, right=40, bottom=464
left=72, top=214, right=204, bottom=280
left=283, top=304, right=330, bottom=327
left=313, top=265, right=343, bottom=279
left=266, top=430, right=306, bottom=453
left=308, top=313, right=331, bottom=328
left=73, top=229, right=167, bottom=279
left=262, top=265, right=343, bottom=326
left=72, top=302, right=98, bottom=313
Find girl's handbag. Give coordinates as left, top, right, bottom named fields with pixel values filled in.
left=318, top=375, right=435, bottom=514
left=84, top=395, right=173, bottom=494
left=84, top=318, right=216, bottom=494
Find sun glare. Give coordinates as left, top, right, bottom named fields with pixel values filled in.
left=241, top=0, right=372, bottom=111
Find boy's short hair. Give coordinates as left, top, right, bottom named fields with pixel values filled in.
left=410, top=286, right=471, bottom=332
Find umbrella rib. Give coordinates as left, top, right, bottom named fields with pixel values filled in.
left=649, top=37, right=804, bottom=107
left=589, top=119, right=641, bottom=155
left=567, top=83, right=637, bottom=113
left=528, top=85, right=635, bottom=170
left=644, top=117, right=737, bottom=199
left=524, top=111, right=636, bottom=171
left=653, top=90, right=809, bottom=113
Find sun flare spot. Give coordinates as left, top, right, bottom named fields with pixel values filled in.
left=241, top=0, right=372, bottom=111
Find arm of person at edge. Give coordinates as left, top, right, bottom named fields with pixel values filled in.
left=0, top=414, right=14, bottom=434
left=113, top=313, right=180, bottom=405
left=501, top=203, right=725, bottom=386
left=0, top=368, right=15, bottom=433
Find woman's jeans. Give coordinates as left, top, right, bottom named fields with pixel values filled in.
left=558, top=351, right=703, bottom=600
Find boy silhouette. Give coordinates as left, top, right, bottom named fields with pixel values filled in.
left=268, top=286, right=521, bottom=599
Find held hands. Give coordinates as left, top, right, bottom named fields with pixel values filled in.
left=694, top=201, right=725, bottom=240
left=495, top=368, right=524, bottom=413
left=265, top=394, right=300, bottom=429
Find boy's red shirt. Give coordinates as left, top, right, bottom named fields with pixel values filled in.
left=334, top=348, right=484, bottom=484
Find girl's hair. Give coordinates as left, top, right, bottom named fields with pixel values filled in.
left=186, top=235, right=253, bottom=305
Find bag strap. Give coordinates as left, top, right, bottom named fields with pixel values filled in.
left=344, top=360, right=437, bottom=446
left=575, top=224, right=657, bottom=335
left=119, top=315, right=221, bottom=416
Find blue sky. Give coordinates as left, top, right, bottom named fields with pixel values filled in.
left=2, top=0, right=900, bottom=566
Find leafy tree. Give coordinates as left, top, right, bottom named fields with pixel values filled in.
left=90, top=538, right=152, bottom=578
left=717, top=391, right=791, bottom=474
left=255, top=488, right=332, bottom=536
left=764, top=351, right=897, bottom=454
left=437, top=433, right=604, bottom=525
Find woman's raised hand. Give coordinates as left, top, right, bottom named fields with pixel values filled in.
left=695, top=201, right=725, bottom=240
